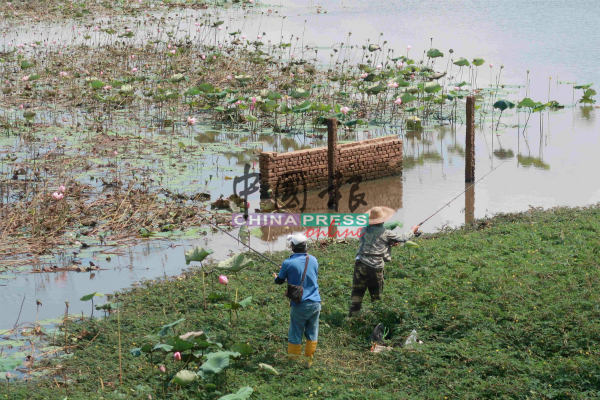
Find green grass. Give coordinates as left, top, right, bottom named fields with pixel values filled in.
left=8, top=205, right=600, bottom=399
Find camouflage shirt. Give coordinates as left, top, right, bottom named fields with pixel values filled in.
left=355, top=224, right=414, bottom=269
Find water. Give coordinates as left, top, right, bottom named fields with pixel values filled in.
left=1, top=0, right=599, bottom=333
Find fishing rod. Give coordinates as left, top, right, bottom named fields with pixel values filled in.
left=416, top=161, right=508, bottom=229
left=197, top=215, right=280, bottom=267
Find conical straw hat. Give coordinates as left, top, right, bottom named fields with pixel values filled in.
left=365, top=206, right=395, bottom=225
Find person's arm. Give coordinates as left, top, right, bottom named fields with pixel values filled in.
left=387, top=225, right=420, bottom=245
left=273, top=261, right=288, bottom=285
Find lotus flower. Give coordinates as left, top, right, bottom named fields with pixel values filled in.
left=54, top=137, right=58, bottom=142
left=360, top=73, right=368, bottom=78
left=5, top=372, right=12, bottom=380
left=52, top=192, right=64, bottom=200
left=59, top=71, right=68, bottom=77
left=407, top=45, right=412, bottom=50
left=59, top=185, right=66, bottom=193
left=251, top=97, right=257, bottom=104
left=173, top=352, right=182, bottom=361
left=241, top=35, right=246, bottom=40
left=394, top=98, right=402, bottom=105
left=103, top=85, right=112, bottom=90
left=187, top=116, right=197, bottom=125
left=113, top=150, right=118, bottom=156
left=489, top=63, right=493, bottom=68
left=227, top=75, right=233, bottom=80
left=257, top=35, right=262, bottom=39
left=376, top=64, right=382, bottom=70
left=388, top=81, right=399, bottom=88
left=201, top=54, right=206, bottom=60
left=454, top=86, right=460, bottom=91
left=219, top=275, right=229, bottom=285
left=131, top=67, right=138, bottom=72
left=396, top=62, right=404, bottom=68
left=22, top=75, right=29, bottom=81
left=340, top=106, right=350, bottom=115
left=159, top=365, right=166, bottom=373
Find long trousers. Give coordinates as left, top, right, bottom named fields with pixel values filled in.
left=349, top=259, right=384, bottom=316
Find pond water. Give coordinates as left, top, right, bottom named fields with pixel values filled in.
left=1, top=0, right=599, bottom=343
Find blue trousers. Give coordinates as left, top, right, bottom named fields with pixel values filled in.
left=288, top=300, right=321, bottom=345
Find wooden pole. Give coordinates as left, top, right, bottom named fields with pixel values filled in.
left=326, top=118, right=338, bottom=210
left=465, top=96, right=475, bottom=182
left=465, top=183, right=475, bottom=224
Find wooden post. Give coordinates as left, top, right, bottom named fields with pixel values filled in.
left=465, top=96, right=475, bottom=182
left=326, top=118, right=338, bottom=210
left=465, top=183, right=475, bottom=224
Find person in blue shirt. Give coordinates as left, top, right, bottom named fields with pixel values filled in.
left=273, top=233, right=321, bottom=365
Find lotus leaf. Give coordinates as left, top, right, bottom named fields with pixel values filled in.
left=493, top=100, right=515, bottom=111
left=218, top=387, right=254, bottom=400
left=185, top=247, right=213, bottom=265
left=258, top=363, right=279, bottom=375
left=426, top=48, right=444, bottom=58
left=217, top=253, right=255, bottom=273
left=159, top=318, right=185, bottom=337
left=173, top=370, right=198, bottom=386
left=453, top=58, right=470, bottom=67
left=472, top=58, right=485, bottom=66
left=231, top=343, right=254, bottom=357
left=80, top=292, right=104, bottom=301
left=365, top=82, right=386, bottom=95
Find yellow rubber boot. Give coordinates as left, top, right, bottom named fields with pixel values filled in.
left=305, top=340, right=318, bottom=367
left=287, top=343, right=302, bottom=360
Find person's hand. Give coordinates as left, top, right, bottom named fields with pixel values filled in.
left=272, top=273, right=278, bottom=278
left=279, top=264, right=282, bottom=269
left=411, top=225, right=421, bottom=234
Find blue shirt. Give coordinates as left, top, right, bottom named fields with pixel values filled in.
left=276, top=253, right=321, bottom=306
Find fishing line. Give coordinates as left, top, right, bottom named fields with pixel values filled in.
left=417, top=161, right=508, bottom=227
left=197, top=215, right=280, bottom=267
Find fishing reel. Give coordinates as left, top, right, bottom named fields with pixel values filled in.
left=414, top=230, right=423, bottom=237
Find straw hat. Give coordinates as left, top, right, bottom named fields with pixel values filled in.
left=365, top=206, right=395, bottom=225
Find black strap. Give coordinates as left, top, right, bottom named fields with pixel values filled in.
left=357, top=253, right=384, bottom=257
left=300, top=253, right=309, bottom=286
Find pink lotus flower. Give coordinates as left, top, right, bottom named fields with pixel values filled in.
left=407, top=45, right=412, bottom=50
left=131, top=67, right=138, bottom=72
left=376, top=64, right=382, bottom=70
left=201, top=54, right=206, bottom=60
left=251, top=97, right=257, bottom=104
left=170, top=50, right=176, bottom=54
left=388, top=81, right=399, bottom=88
left=454, top=86, right=460, bottom=91
left=59, top=185, right=66, bottom=193
left=59, top=71, right=68, bottom=77
left=54, top=137, right=58, bottom=142
left=257, top=35, right=262, bottom=39
left=227, top=75, right=233, bottom=80
left=103, top=85, right=112, bottom=90
left=52, top=192, right=64, bottom=200
left=394, top=98, right=402, bottom=105
left=187, top=116, right=197, bottom=125
left=22, top=75, right=29, bottom=81
left=19, top=104, right=24, bottom=109
left=173, top=352, right=182, bottom=361
left=218, top=26, right=222, bottom=31
left=360, top=73, right=368, bottom=78
left=241, top=35, right=246, bottom=40
left=489, top=63, right=493, bottom=68
left=219, top=275, right=229, bottom=285
left=113, top=150, right=118, bottom=156
left=340, top=106, right=350, bottom=114
left=411, top=74, right=415, bottom=79
left=235, top=100, right=242, bottom=106
left=396, top=62, right=404, bottom=68
left=195, top=23, right=199, bottom=26
left=213, top=56, right=216, bottom=60
left=130, top=55, right=135, bottom=59
left=159, top=365, right=166, bottom=373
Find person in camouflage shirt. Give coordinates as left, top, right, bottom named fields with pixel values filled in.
left=349, top=206, right=420, bottom=317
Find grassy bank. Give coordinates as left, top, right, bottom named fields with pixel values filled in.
left=7, top=205, right=600, bottom=399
